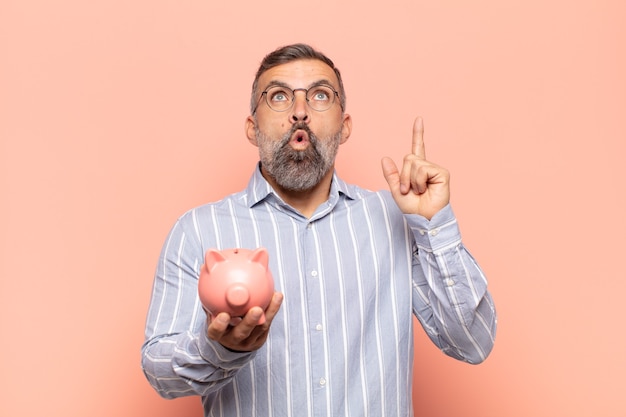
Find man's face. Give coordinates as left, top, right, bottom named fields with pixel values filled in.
left=246, top=59, right=352, bottom=192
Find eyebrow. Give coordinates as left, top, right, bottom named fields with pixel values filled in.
left=261, top=79, right=336, bottom=92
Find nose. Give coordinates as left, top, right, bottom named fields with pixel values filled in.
left=290, top=90, right=309, bottom=124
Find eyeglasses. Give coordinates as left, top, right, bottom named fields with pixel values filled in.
left=253, top=83, right=341, bottom=114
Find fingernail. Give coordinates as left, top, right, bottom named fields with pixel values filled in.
left=250, top=308, right=262, bottom=320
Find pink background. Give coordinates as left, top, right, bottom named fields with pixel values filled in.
left=1, top=1, right=625, bottom=416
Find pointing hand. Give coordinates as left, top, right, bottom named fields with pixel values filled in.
left=381, top=117, right=450, bottom=220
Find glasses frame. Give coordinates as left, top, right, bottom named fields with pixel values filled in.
left=252, top=83, right=342, bottom=114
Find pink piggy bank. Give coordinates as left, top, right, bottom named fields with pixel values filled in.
left=198, top=247, right=274, bottom=325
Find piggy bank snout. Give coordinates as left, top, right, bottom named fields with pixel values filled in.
left=226, top=284, right=250, bottom=307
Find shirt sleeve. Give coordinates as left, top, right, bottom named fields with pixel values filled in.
left=407, top=204, right=497, bottom=364
left=140, top=214, right=255, bottom=399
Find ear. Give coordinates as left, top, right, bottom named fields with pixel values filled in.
left=205, top=249, right=227, bottom=271
left=248, top=247, right=269, bottom=269
left=340, top=113, right=352, bottom=144
left=245, top=116, right=258, bottom=146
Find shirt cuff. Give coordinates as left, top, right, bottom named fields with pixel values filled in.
left=405, top=204, right=463, bottom=252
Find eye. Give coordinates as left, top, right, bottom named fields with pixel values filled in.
left=268, top=87, right=291, bottom=103
left=309, top=87, right=332, bottom=101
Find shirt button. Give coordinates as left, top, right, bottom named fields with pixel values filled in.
left=445, top=278, right=455, bottom=286
left=319, top=378, right=327, bottom=386
left=430, top=229, right=439, bottom=236
left=311, top=270, right=318, bottom=277
left=315, top=324, right=323, bottom=331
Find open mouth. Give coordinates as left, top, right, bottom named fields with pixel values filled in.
left=290, top=129, right=310, bottom=146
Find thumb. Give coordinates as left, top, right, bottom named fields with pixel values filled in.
left=381, top=157, right=401, bottom=194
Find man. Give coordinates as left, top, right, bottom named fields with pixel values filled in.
left=142, top=43, right=496, bottom=416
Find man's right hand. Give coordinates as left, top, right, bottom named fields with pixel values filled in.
left=207, top=292, right=283, bottom=352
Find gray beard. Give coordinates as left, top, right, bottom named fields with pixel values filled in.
left=255, top=124, right=342, bottom=192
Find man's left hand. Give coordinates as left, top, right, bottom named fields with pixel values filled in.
left=381, top=117, right=450, bottom=220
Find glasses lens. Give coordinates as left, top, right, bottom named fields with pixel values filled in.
left=265, top=86, right=293, bottom=111
left=306, top=86, right=335, bottom=111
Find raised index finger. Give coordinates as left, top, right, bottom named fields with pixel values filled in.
left=411, top=116, right=426, bottom=160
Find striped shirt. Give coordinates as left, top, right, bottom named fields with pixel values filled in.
left=141, top=165, right=496, bottom=417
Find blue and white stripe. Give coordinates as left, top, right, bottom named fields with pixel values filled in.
left=142, top=165, right=496, bottom=416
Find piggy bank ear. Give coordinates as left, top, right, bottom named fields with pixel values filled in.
left=205, top=249, right=227, bottom=271
left=248, top=247, right=269, bottom=269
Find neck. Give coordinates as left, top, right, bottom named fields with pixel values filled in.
left=261, top=167, right=334, bottom=219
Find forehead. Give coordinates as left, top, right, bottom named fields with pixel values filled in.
left=257, top=59, right=339, bottom=89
